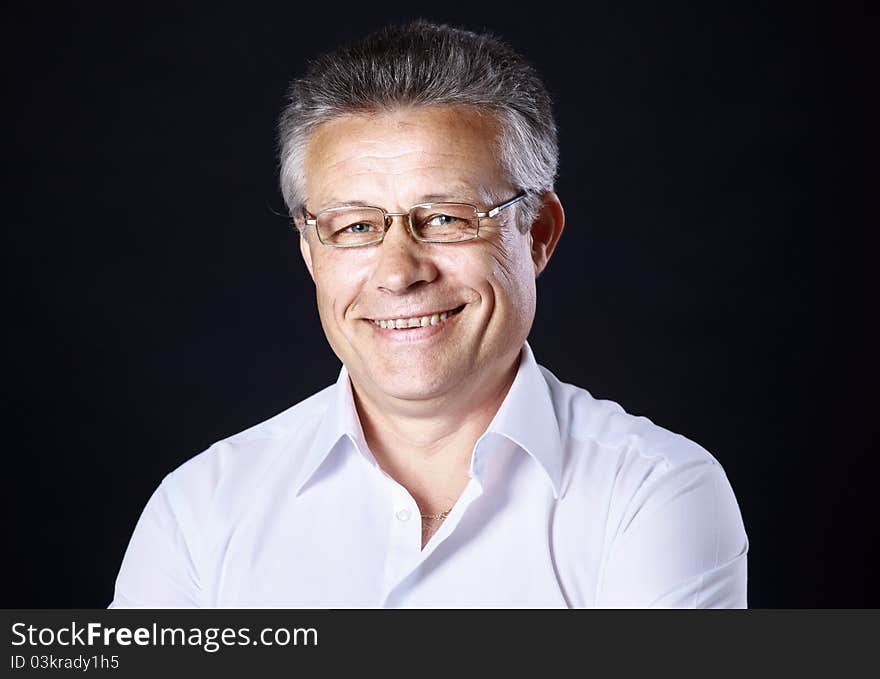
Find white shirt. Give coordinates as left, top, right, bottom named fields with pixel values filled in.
left=110, top=343, right=748, bottom=608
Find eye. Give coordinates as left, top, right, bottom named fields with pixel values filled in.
left=340, top=222, right=378, bottom=234
left=425, top=214, right=461, bottom=227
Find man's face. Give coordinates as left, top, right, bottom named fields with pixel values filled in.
left=300, top=106, right=541, bottom=406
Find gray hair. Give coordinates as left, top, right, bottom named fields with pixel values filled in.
left=278, top=20, right=558, bottom=233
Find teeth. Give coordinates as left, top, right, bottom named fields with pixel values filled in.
left=372, top=307, right=461, bottom=330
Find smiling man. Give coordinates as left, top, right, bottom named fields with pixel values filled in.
left=110, top=21, right=748, bottom=607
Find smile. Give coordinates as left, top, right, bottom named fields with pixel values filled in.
left=370, top=305, right=465, bottom=330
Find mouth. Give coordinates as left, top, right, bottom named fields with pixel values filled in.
left=368, top=304, right=466, bottom=330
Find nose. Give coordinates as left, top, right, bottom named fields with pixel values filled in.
left=369, top=215, right=439, bottom=294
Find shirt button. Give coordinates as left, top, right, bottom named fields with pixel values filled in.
left=396, top=508, right=411, bottom=522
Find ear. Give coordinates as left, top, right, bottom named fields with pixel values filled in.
left=529, top=191, right=565, bottom=277
left=299, top=228, right=316, bottom=282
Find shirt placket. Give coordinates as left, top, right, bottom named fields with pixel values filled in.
left=378, top=477, right=484, bottom=607
left=380, top=481, right=421, bottom=604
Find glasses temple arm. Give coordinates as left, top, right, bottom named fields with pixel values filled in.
left=483, top=192, right=528, bottom=218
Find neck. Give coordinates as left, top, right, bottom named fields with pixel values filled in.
left=350, top=350, right=521, bottom=495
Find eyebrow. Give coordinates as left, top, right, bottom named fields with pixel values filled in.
left=316, top=199, right=375, bottom=210
left=315, top=192, right=481, bottom=212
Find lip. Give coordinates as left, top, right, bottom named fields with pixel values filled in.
left=365, top=304, right=465, bottom=341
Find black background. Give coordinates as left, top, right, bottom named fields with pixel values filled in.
left=4, top=1, right=874, bottom=607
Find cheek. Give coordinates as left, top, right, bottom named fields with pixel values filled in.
left=485, top=233, right=537, bottom=309
left=312, top=255, right=365, bottom=315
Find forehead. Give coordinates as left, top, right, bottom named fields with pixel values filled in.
left=303, top=106, right=508, bottom=209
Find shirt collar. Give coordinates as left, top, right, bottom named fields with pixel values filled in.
left=475, top=341, right=563, bottom=498
left=293, top=341, right=563, bottom=499
left=293, top=365, right=368, bottom=496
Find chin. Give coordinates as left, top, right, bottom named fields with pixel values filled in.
left=380, top=382, right=450, bottom=402
left=358, top=362, right=461, bottom=401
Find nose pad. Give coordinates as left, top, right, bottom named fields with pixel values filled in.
left=383, top=213, right=411, bottom=238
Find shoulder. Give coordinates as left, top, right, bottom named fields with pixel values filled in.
left=539, top=364, right=718, bottom=472
left=158, top=383, right=335, bottom=524
left=537, top=362, right=738, bottom=529
left=111, top=383, right=340, bottom=605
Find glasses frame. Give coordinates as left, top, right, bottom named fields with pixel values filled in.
left=302, top=192, right=527, bottom=247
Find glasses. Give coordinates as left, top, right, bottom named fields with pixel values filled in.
left=302, top=192, right=527, bottom=247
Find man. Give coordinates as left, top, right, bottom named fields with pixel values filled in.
left=111, top=21, right=747, bottom=608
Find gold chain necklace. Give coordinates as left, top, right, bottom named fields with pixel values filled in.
left=420, top=508, right=453, bottom=521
